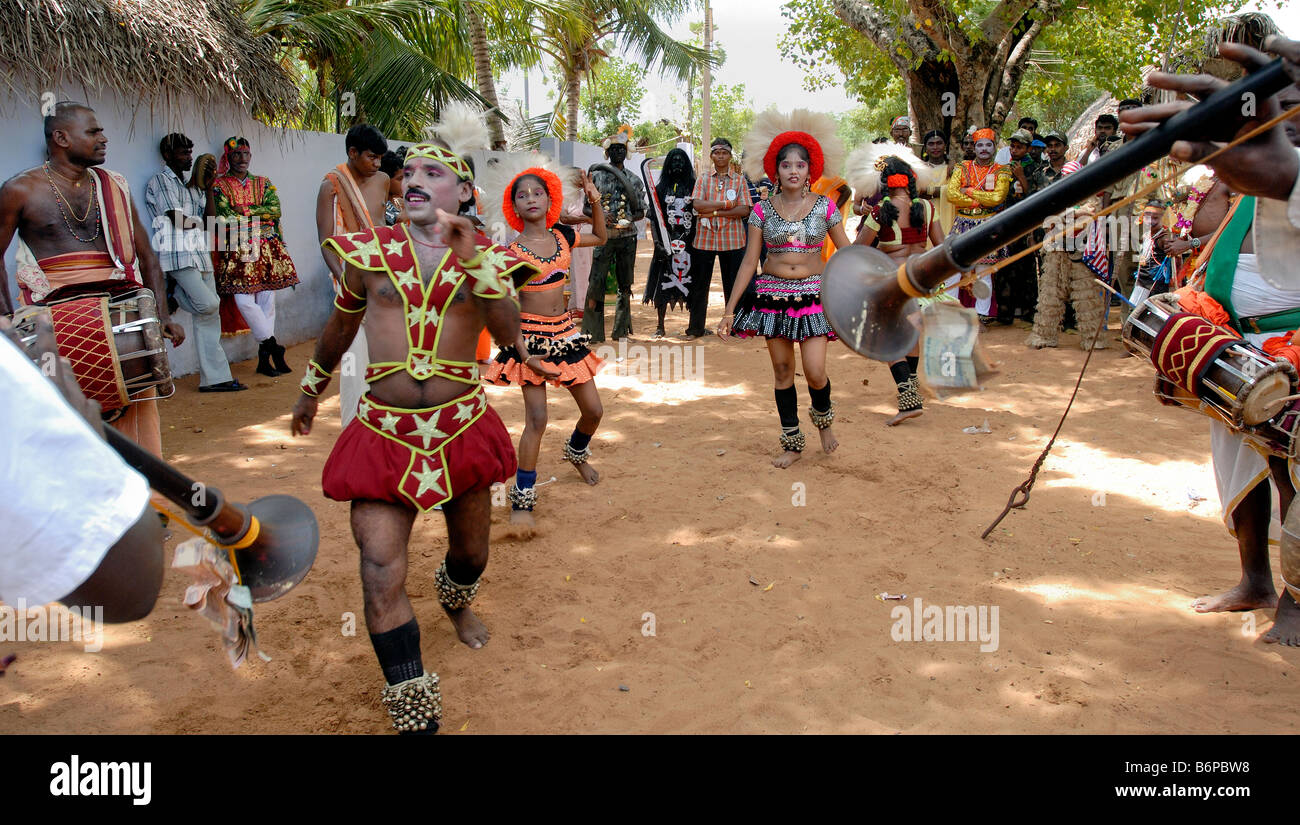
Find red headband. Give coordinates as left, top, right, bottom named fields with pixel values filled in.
left=972, top=128, right=997, bottom=143
left=885, top=173, right=910, bottom=189
left=504, top=167, right=564, bottom=232
left=764, top=131, right=824, bottom=184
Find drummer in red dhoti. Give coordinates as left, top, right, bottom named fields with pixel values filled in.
left=0, top=102, right=185, bottom=456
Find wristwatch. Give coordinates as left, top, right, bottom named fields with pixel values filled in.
left=1190, top=236, right=1201, bottom=250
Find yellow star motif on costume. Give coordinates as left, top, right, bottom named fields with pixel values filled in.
left=471, top=248, right=509, bottom=275
left=411, top=462, right=446, bottom=499
left=301, top=370, right=328, bottom=392
left=409, top=413, right=448, bottom=448
left=452, top=401, right=477, bottom=423
left=378, top=411, right=401, bottom=433
left=393, top=267, right=420, bottom=289
left=406, top=305, right=423, bottom=327
left=353, top=236, right=381, bottom=261
left=384, top=238, right=406, bottom=258
left=356, top=399, right=372, bottom=420
left=409, top=354, right=433, bottom=379
left=439, top=266, right=463, bottom=287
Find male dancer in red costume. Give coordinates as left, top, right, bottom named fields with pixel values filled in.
left=290, top=129, right=552, bottom=732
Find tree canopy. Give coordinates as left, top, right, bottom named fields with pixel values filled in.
left=779, top=0, right=1247, bottom=148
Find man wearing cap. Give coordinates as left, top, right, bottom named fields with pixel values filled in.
left=688, top=137, right=752, bottom=338
left=890, top=116, right=914, bottom=149
left=996, top=117, right=1038, bottom=164
left=584, top=133, right=647, bottom=342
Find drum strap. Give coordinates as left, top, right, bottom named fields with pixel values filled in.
left=1203, top=196, right=1256, bottom=327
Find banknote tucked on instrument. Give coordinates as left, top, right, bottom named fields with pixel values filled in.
left=173, top=536, right=270, bottom=669
left=918, top=300, right=996, bottom=399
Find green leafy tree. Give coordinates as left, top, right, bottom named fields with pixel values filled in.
left=527, top=0, right=715, bottom=140
left=577, top=56, right=647, bottom=143
left=689, top=82, right=757, bottom=150
left=242, top=0, right=483, bottom=139
left=780, top=0, right=1240, bottom=159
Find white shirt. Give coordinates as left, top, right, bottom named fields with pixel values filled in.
left=0, top=337, right=150, bottom=605
left=1288, top=146, right=1300, bottom=230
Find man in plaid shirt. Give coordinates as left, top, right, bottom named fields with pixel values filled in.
left=688, top=138, right=752, bottom=338
left=145, top=133, right=244, bottom=392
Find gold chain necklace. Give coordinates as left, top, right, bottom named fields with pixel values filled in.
left=43, top=163, right=100, bottom=242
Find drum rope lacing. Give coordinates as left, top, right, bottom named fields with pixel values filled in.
left=981, top=101, right=1300, bottom=540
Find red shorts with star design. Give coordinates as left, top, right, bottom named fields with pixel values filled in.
left=321, top=387, right=516, bottom=512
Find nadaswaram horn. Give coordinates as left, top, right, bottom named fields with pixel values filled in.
left=821, top=58, right=1294, bottom=362
left=106, top=427, right=318, bottom=602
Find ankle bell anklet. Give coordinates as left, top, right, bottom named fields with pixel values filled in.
left=779, top=427, right=806, bottom=453
left=563, top=441, right=592, bottom=465
left=808, top=401, right=835, bottom=430
left=435, top=561, right=481, bottom=610
left=507, top=482, right=537, bottom=511
left=381, top=672, right=442, bottom=733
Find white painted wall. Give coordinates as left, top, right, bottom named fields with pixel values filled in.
left=0, top=88, right=354, bottom=377
left=0, top=99, right=665, bottom=377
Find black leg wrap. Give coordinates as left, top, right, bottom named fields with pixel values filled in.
left=775, top=386, right=799, bottom=428
left=807, top=380, right=833, bottom=430
left=889, top=360, right=911, bottom=384
left=775, top=386, right=804, bottom=451
left=905, top=355, right=919, bottom=377
left=370, top=618, right=423, bottom=685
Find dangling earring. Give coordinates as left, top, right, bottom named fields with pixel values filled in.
left=802, top=179, right=810, bottom=198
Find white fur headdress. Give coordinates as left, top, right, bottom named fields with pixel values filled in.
left=410, top=102, right=492, bottom=179
left=741, top=109, right=844, bottom=184
left=844, top=142, right=928, bottom=200
left=476, top=151, right=581, bottom=234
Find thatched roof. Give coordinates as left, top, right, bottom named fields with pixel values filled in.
left=0, top=0, right=298, bottom=120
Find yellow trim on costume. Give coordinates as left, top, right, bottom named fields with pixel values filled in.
left=406, top=143, right=471, bottom=179
left=355, top=387, right=489, bottom=512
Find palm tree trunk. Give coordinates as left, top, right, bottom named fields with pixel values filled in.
left=465, top=4, right=506, bottom=147
left=565, top=66, right=581, bottom=142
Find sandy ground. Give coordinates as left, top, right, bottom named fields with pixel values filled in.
left=3, top=247, right=1297, bottom=734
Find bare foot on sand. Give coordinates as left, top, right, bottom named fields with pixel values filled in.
left=773, top=450, right=802, bottom=469
left=1193, top=581, right=1277, bottom=613
left=443, top=604, right=490, bottom=649
left=886, top=409, right=923, bottom=426
left=573, top=461, right=599, bottom=485
left=818, top=426, right=839, bottom=454
left=1262, top=592, right=1300, bottom=646
left=505, top=508, right=537, bottom=539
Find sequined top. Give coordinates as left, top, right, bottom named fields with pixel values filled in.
left=512, top=226, right=576, bottom=293
left=748, top=195, right=841, bottom=254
